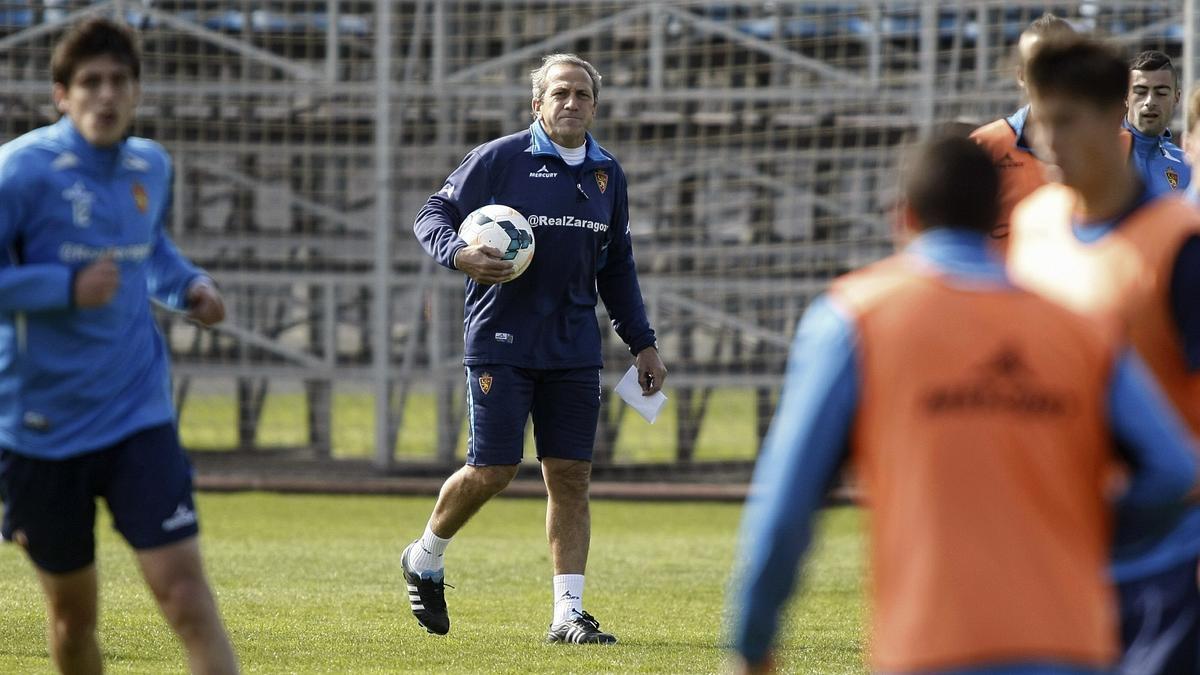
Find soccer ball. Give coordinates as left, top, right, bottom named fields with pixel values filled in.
left=458, top=204, right=536, bottom=281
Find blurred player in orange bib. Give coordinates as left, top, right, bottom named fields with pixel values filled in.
left=727, top=134, right=1199, bottom=675
left=1008, top=35, right=1200, bottom=675
left=971, top=13, right=1074, bottom=246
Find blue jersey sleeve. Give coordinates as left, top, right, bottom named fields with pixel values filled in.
left=1171, top=235, right=1200, bottom=370
left=596, top=167, right=655, bottom=355
left=1109, top=348, right=1198, bottom=509
left=147, top=233, right=204, bottom=311
left=727, top=295, right=858, bottom=665
left=146, top=165, right=204, bottom=311
left=413, top=150, right=494, bottom=270
left=0, top=148, right=73, bottom=312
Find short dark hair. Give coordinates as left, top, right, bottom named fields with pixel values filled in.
left=902, top=134, right=999, bottom=234
left=1129, top=49, right=1178, bottom=88
left=1025, top=36, right=1127, bottom=111
left=51, top=17, right=141, bottom=86
left=1025, top=12, right=1074, bottom=39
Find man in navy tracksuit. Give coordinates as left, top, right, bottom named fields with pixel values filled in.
left=0, top=18, right=237, bottom=673
left=405, top=53, right=667, bottom=644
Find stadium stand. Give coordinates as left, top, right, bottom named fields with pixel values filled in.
left=0, top=2, right=1189, bottom=484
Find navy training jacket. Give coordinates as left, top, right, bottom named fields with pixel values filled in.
left=413, top=121, right=656, bottom=369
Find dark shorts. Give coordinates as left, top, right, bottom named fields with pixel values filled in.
left=0, top=423, right=198, bottom=574
left=465, top=365, right=601, bottom=466
left=1118, top=556, right=1200, bottom=675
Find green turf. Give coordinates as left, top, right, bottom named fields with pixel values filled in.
left=0, top=494, right=866, bottom=674
left=177, top=387, right=768, bottom=463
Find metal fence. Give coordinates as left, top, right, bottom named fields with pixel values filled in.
left=0, top=1, right=1192, bottom=473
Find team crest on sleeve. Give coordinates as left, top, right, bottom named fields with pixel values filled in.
left=132, top=182, right=149, bottom=213
left=1166, top=167, right=1180, bottom=190
left=594, top=169, right=608, bottom=194
left=478, top=372, right=493, bottom=395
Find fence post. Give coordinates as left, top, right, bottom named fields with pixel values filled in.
left=372, top=0, right=394, bottom=470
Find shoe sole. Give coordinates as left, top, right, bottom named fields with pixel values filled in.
left=546, top=628, right=617, bottom=645
left=546, top=636, right=618, bottom=645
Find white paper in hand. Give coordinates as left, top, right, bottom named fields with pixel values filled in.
left=616, top=365, right=667, bottom=424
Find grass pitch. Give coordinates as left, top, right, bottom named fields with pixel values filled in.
left=0, top=493, right=865, bottom=674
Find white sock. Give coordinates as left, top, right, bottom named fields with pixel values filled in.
left=407, top=524, right=451, bottom=575
left=552, top=574, right=585, bottom=625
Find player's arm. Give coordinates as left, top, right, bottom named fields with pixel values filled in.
left=144, top=165, right=221, bottom=321
left=1170, top=235, right=1200, bottom=370
left=146, top=228, right=204, bottom=311
left=413, top=150, right=509, bottom=283
left=0, top=154, right=88, bottom=312
left=596, top=168, right=655, bottom=357
left=1108, top=348, right=1200, bottom=509
left=147, top=231, right=223, bottom=325
left=726, top=295, right=858, bottom=671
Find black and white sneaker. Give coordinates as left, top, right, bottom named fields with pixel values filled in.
left=546, top=609, right=617, bottom=644
left=401, top=542, right=450, bottom=635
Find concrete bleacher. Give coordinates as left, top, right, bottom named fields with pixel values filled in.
left=0, top=1, right=1187, bottom=464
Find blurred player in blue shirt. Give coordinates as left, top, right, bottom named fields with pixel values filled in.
left=1124, top=50, right=1191, bottom=195
left=404, top=53, right=667, bottom=645
left=0, top=18, right=236, bottom=674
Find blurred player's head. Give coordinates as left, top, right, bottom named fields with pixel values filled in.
left=1025, top=36, right=1128, bottom=193
left=1185, top=87, right=1200, bottom=166
left=1016, top=13, right=1074, bottom=92
left=51, top=18, right=141, bottom=147
left=899, top=134, right=999, bottom=236
left=530, top=54, right=601, bottom=149
left=1126, top=50, right=1180, bottom=137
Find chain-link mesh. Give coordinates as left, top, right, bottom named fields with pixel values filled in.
left=0, top=1, right=1190, bottom=471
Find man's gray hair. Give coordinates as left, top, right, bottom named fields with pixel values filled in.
left=530, top=53, right=602, bottom=102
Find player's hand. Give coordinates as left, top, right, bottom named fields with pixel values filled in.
left=73, top=254, right=120, bottom=308
left=635, top=345, right=667, bottom=396
left=454, top=245, right=514, bottom=285
left=186, top=278, right=226, bottom=326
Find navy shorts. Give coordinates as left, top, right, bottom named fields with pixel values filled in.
left=1117, top=556, right=1200, bottom=675
left=465, top=365, right=601, bottom=466
left=0, top=423, right=198, bottom=574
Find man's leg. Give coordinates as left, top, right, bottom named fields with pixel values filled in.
left=1, top=449, right=106, bottom=672
left=540, top=458, right=613, bottom=645
left=101, top=424, right=236, bottom=673
left=402, top=365, right=532, bottom=635
left=136, top=537, right=237, bottom=675
left=36, top=564, right=102, bottom=675
left=533, top=369, right=613, bottom=644
left=427, top=464, right=520, bottom=538
left=427, top=365, right=529, bottom=539
left=541, top=457, right=591, bottom=575
left=402, top=464, right=518, bottom=637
